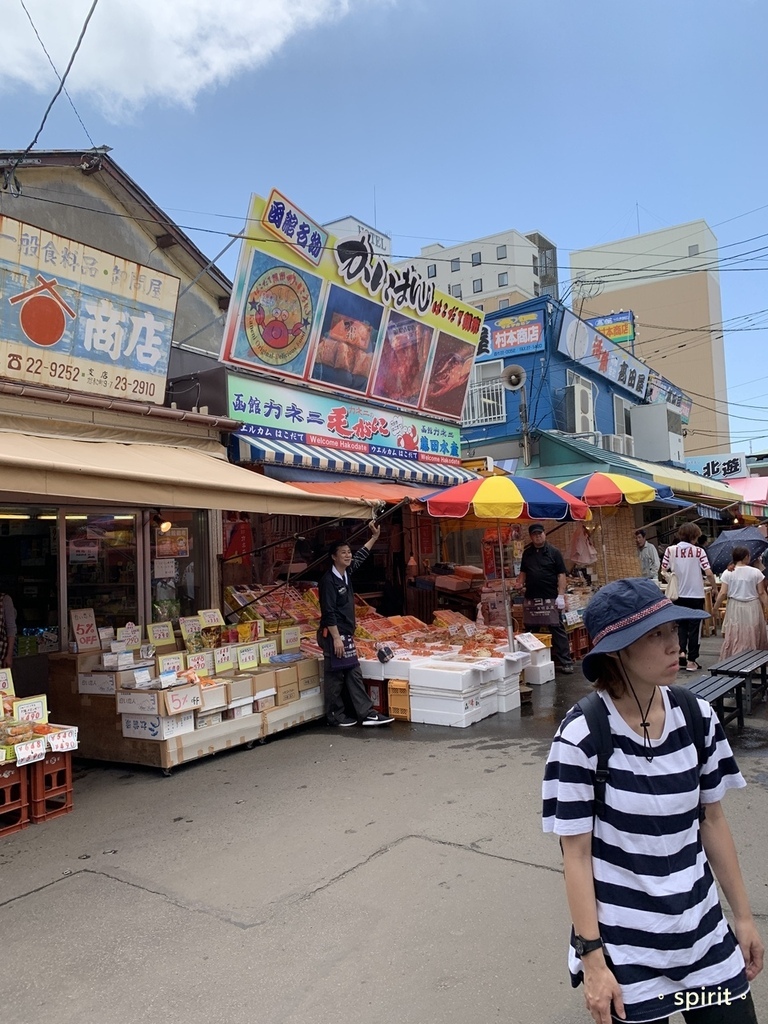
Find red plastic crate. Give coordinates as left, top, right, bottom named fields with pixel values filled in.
left=29, top=751, right=74, bottom=823
left=0, top=762, right=30, bottom=838
left=365, top=680, right=389, bottom=715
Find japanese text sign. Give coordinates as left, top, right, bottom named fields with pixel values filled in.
left=0, top=669, right=14, bottom=695
left=12, top=695, right=48, bottom=723
left=147, top=622, right=175, bottom=646
left=237, top=645, right=260, bottom=671
left=584, top=311, right=636, bottom=346
left=0, top=215, right=179, bottom=403
left=158, top=652, right=185, bottom=675
left=557, top=309, right=649, bottom=399
left=69, top=608, right=100, bottom=651
left=221, top=191, right=481, bottom=423
left=475, top=309, right=546, bottom=361
left=685, top=453, right=747, bottom=480
left=14, top=738, right=47, bottom=766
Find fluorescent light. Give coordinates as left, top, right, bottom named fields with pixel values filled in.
left=0, top=514, right=30, bottom=520
left=65, top=515, right=88, bottom=521
left=113, top=516, right=134, bottom=520
left=37, top=515, right=57, bottom=520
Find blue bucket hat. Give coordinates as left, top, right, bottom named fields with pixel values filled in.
left=581, top=578, right=709, bottom=682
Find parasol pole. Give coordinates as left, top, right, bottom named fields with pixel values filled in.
left=599, top=508, right=609, bottom=585
left=496, top=520, right=516, bottom=651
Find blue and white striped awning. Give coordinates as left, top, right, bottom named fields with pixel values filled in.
left=230, top=434, right=478, bottom=487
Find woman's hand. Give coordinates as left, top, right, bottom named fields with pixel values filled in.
left=734, top=918, right=765, bottom=981
left=583, top=958, right=625, bottom=1024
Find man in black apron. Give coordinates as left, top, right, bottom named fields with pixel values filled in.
left=518, top=524, right=574, bottom=674
left=318, top=522, right=394, bottom=727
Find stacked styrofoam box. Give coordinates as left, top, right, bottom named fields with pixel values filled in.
left=408, top=659, right=493, bottom=728
left=523, top=645, right=555, bottom=686
left=497, top=653, right=523, bottom=713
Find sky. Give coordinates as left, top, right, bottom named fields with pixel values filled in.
left=2, top=0, right=768, bottom=456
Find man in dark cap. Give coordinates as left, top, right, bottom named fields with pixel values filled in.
left=518, top=524, right=574, bottom=673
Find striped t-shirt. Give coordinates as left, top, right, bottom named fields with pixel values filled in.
left=542, top=687, right=748, bottom=1023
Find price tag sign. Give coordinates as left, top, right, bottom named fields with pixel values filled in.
left=47, top=728, right=78, bottom=752
left=463, top=623, right=477, bottom=637
left=117, top=624, right=143, bottom=650
left=12, top=695, right=48, bottom=723
left=0, top=668, right=15, bottom=696
left=98, top=627, right=115, bottom=648
left=179, top=616, right=202, bottom=641
left=164, top=684, right=202, bottom=715
left=237, top=645, right=260, bottom=671
left=214, top=646, right=234, bottom=673
left=257, top=639, right=278, bottom=662
left=157, top=652, right=185, bottom=675
left=70, top=608, right=100, bottom=651
left=280, top=626, right=301, bottom=651
left=147, top=622, right=175, bottom=647
left=198, top=608, right=225, bottom=628
left=187, top=651, right=214, bottom=674
left=448, top=624, right=459, bottom=636
left=110, top=641, right=128, bottom=654
left=14, top=737, right=47, bottom=766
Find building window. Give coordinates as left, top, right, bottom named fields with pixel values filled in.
left=451, top=284, right=462, bottom=298
left=476, top=303, right=484, bottom=311
left=496, top=245, right=507, bottom=260
left=451, top=258, right=461, bottom=272
left=473, top=279, right=483, bottom=294
left=427, top=263, right=436, bottom=278
left=688, top=244, right=699, bottom=257
left=498, top=298, right=507, bottom=310
left=471, top=251, right=482, bottom=266
left=498, top=272, right=508, bottom=287
left=532, top=255, right=539, bottom=276
left=533, top=283, right=540, bottom=296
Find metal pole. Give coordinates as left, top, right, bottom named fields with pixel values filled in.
left=497, top=520, right=516, bottom=650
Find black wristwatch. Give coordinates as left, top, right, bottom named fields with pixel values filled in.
left=573, top=934, right=603, bottom=957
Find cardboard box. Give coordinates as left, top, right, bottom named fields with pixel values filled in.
left=300, top=684, right=321, bottom=699
left=194, top=710, right=223, bottom=730
left=296, top=658, right=320, bottom=690
left=254, top=694, right=275, bottom=711
left=274, top=665, right=299, bottom=690
left=225, top=703, right=254, bottom=720
left=198, top=683, right=228, bottom=712
left=115, top=689, right=163, bottom=716
left=161, top=683, right=202, bottom=716
left=251, top=668, right=277, bottom=694
left=224, top=675, right=254, bottom=704
left=275, top=682, right=299, bottom=706
left=121, top=711, right=195, bottom=741
left=78, top=672, right=118, bottom=696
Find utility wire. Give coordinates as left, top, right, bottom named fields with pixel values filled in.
left=6, top=0, right=100, bottom=183
left=18, top=0, right=96, bottom=148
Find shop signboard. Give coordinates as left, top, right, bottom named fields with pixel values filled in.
left=229, top=376, right=462, bottom=466
left=685, top=453, right=747, bottom=480
left=69, top=608, right=100, bottom=651
left=220, top=191, right=482, bottom=423
left=475, top=309, right=546, bottom=362
left=557, top=309, right=649, bottom=399
left=646, top=370, right=692, bottom=425
left=584, top=311, right=636, bottom=347
left=0, top=214, right=179, bottom=403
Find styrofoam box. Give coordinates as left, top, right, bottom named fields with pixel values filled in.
left=523, top=661, right=556, bottom=686
left=382, top=657, right=426, bottom=681
left=359, top=658, right=384, bottom=681
left=409, top=700, right=486, bottom=728
left=496, top=650, right=532, bottom=672
left=410, top=660, right=482, bottom=692
left=497, top=675, right=520, bottom=696
left=409, top=687, right=481, bottom=715
left=497, top=690, right=522, bottom=714
left=529, top=648, right=552, bottom=668
left=121, top=711, right=195, bottom=740
left=479, top=685, right=498, bottom=720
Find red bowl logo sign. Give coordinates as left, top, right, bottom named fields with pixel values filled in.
left=9, top=275, right=75, bottom=347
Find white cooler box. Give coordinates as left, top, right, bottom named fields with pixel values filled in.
left=524, top=661, right=556, bottom=686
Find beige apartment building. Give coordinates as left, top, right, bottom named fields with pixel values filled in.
left=570, top=222, right=730, bottom=455
left=406, top=229, right=559, bottom=313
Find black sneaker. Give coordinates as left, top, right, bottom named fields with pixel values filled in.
left=557, top=664, right=575, bottom=675
left=331, top=715, right=357, bottom=727
left=362, top=711, right=395, bottom=726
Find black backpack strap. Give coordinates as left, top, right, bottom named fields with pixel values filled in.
left=670, top=685, right=706, bottom=767
left=576, top=691, right=612, bottom=820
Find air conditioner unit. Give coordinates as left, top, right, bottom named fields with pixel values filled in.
left=563, top=382, right=595, bottom=434
left=571, top=432, right=603, bottom=448
left=623, top=435, right=635, bottom=456
left=602, top=434, right=624, bottom=454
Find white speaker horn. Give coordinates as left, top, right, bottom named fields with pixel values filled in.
left=500, top=364, right=527, bottom=392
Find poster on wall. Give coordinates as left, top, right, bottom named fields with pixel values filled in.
left=0, top=215, right=179, bottom=403
left=155, top=528, right=189, bottom=558
left=220, top=190, right=482, bottom=423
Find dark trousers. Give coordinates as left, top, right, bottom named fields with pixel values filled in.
left=675, top=597, right=705, bottom=663
left=323, top=660, right=372, bottom=724
left=628, top=988, right=758, bottom=1023
left=523, top=619, right=573, bottom=667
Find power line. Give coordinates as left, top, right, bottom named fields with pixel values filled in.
left=6, top=0, right=100, bottom=183
left=18, top=0, right=96, bottom=148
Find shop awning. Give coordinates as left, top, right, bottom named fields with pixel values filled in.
left=0, top=432, right=375, bottom=519
left=290, top=479, right=439, bottom=504
left=231, top=434, right=477, bottom=487
left=621, top=456, right=743, bottom=501
left=723, top=478, right=768, bottom=504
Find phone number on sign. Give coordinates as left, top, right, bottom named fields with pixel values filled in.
left=7, top=355, right=157, bottom=398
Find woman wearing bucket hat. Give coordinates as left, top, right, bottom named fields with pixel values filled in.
left=542, top=579, right=763, bottom=1024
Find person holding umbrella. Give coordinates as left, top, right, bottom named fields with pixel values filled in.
left=713, top=546, right=768, bottom=658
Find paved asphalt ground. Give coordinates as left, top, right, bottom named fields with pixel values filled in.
left=3, top=636, right=767, bottom=1024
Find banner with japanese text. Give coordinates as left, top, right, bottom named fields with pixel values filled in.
left=0, top=215, right=179, bottom=403
left=475, top=308, right=546, bottom=362
left=557, top=309, right=649, bottom=399
left=220, top=190, right=482, bottom=423
left=229, top=376, right=462, bottom=465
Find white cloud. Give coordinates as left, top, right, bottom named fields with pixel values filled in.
left=0, top=0, right=381, bottom=119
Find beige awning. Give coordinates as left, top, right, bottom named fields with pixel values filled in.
left=0, top=432, right=375, bottom=519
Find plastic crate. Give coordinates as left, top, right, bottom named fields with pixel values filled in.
left=568, top=626, right=591, bottom=661
left=387, top=679, right=410, bottom=721
left=365, top=680, right=388, bottom=715
left=29, top=751, right=74, bottom=823
left=0, top=762, right=30, bottom=838
left=532, top=633, right=552, bottom=648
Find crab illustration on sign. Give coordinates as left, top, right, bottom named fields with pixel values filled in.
left=243, top=267, right=312, bottom=367
left=9, top=275, right=76, bottom=346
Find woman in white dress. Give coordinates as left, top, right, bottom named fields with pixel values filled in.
left=714, top=546, right=768, bottom=658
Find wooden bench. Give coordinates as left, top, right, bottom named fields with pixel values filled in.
left=685, top=674, right=744, bottom=730
left=709, top=650, right=768, bottom=716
